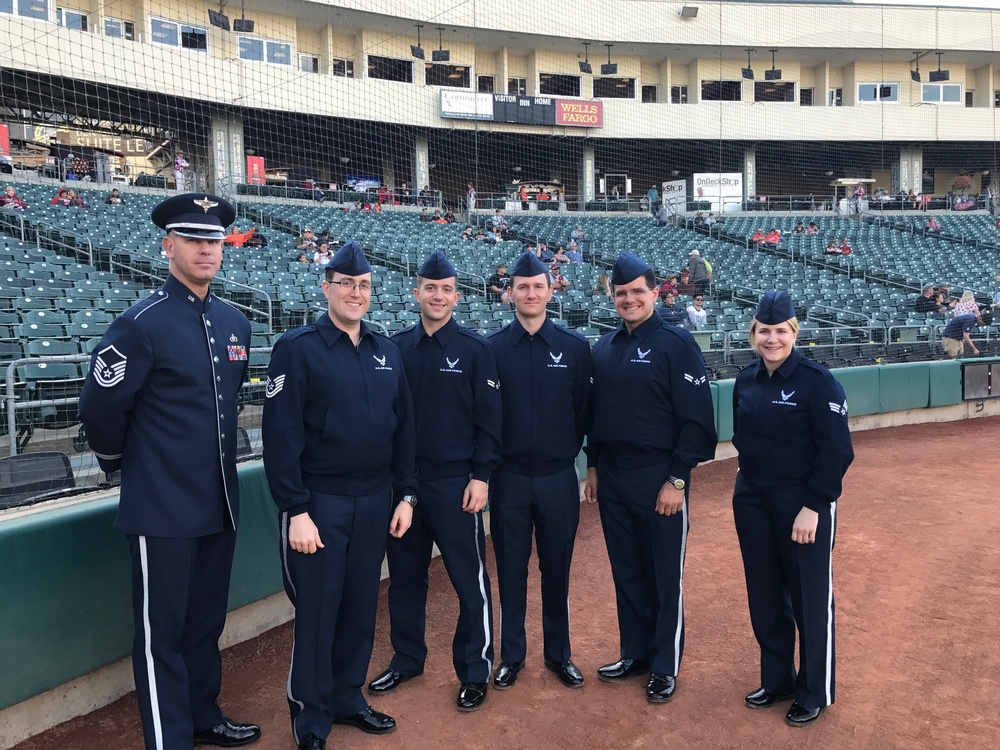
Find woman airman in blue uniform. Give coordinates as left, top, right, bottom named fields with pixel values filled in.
left=732, top=290, right=854, bottom=727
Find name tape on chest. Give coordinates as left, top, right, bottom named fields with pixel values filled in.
left=93, top=345, right=127, bottom=388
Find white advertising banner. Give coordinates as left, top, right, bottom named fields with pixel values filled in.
left=661, top=179, right=687, bottom=210
left=440, top=91, right=494, bottom=120
left=691, top=172, right=744, bottom=212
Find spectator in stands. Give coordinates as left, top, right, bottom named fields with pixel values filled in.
left=550, top=264, right=571, bottom=293
left=660, top=293, right=687, bottom=326
left=295, top=252, right=311, bottom=265
left=105, top=187, right=124, bottom=205
left=991, top=276, right=1000, bottom=308
left=914, top=283, right=947, bottom=313
left=570, top=225, right=586, bottom=243
left=925, top=216, right=942, bottom=232
left=793, top=222, right=805, bottom=234
left=764, top=228, right=782, bottom=245
left=460, top=225, right=474, bottom=241
left=419, top=184, right=433, bottom=206
left=296, top=228, right=317, bottom=251
left=823, top=241, right=840, bottom=255
left=485, top=228, right=500, bottom=245
left=806, top=222, right=819, bottom=234
left=489, top=263, right=511, bottom=304
left=0, top=185, right=27, bottom=210
left=566, top=241, right=582, bottom=264
left=954, top=290, right=981, bottom=318
left=907, top=188, right=920, bottom=210
left=704, top=213, right=718, bottom=228
left=51, top=187, right=71, bottom=206
left=552, top=245, right=570, bottom=263
left=66, top=188, right=86, bottom=207
left=314, top=242, right=333, bottom=268
left=751, top=228, right=766, bottom=245
left=244, top=228, right=268, bottom=248
left=173, top=150, right=189, bottom=191
left=467, top=182, right=477, bottom=212
left=593, top=272, right=612, bottom=298
left=492, top=209, right=507, bottom=232
left=686, top=293, right=708, bottom=328
left=647, top=185, right=660, bottom=216
left=686, top=250, right=711, bottom=294
left=433, top=210, right=448, bottom=224
left=936, top=283, right=956, bottom=309
left=693, top=212, right=705, bottom=228
left=419, top=208, right=432, bottom=222
left=519, top=185, right=529, bottom=210
left=225, top=226, right=255, bottom=247
left=941, top=312, right=990, bottom=358
left=658, top=273, right=678, bottom=302
left=994, top=218, right=1000, bottom=231
left=474, top=226, right=487, bottom=241
left=537, top=241, right=554, bottom=262
left=443, top=209, right=456, bottom=223
left=838, top=237, right=852, bottom=255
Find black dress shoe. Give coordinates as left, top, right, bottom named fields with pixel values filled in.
left=745, top=686, right=796, bottom=709
left=646, top=673, right=676, bottom=703
left=367, top=667, right=415, bottom=694
left=492, top=661, right=524, bottom=690
left=333, top=706, right=396, bottom=734
left=297, top=735, right=325, bottom=750
left=457, top=682, right=488, bottom=712
left=193, top=718, right=261, bottom=747
left=785, top=702, right=826, bottom=726
left=597, top=658, right=650, bottom=682
left=544, top=659, right=585, bottom=688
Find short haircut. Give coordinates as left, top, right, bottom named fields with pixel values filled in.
left=612, top=269, right=657, bottom=291
left=748, top=316, right=800, bottom=353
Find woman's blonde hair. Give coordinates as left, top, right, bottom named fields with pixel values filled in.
left=748, top=316, right=800, bottom=353
left=961, top=290, right=975, bottom=304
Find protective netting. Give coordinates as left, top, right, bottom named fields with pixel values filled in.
left=1, top=0, right=1000, bottom=498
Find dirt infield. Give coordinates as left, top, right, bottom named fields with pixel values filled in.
left=14, top=419, right=1000, bottom=750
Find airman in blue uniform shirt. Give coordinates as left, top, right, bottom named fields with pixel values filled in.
left=78, top=193, right=260, bottom=750
left=584, top=252, right=716, bottom=705
left=486, top=251, right=592, bottom=692
left=262, top=241, right=417, bottom=750
left=731, top=290, right=853, bottom=727
left=368, top=250, right=502, bottom=713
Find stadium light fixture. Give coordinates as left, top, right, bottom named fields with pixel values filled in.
left=764, top=49, right=781, bottom=81
left=679, top=6, right=699, bottom=18
left=432, top=28, right=451, bottom=62
left=579, top=42, right=592, bottom=75
left=928, top=53, right=950, bottom=82
left=910, top=50, right=927, bottom=82
left=411, top=25, right=425, bottom=60
left=232, top=1, right=254, bottom=32
left=601, top=44, right=617, bottom=76
left=208, top=2, right=230, bottom=32
left=742, top=48, right=755, bottom=80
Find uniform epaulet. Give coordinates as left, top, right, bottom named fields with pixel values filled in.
left=124, top=289, right=168, bottom=319
left=659, top=320, right=697, bottom=344
left=281, top=324, right=318, bottom=342
left=485, top=326, right=506, bottom=341
left=391, top=324, right=419, bottom=339
left=798, top=358, right=833, bottom=376
left=456, top=325, right=490, bottom=346
left=551, top=323, right=590, bottom=346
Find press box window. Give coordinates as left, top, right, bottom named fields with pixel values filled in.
left=800, top=87, right=814, bottom=106
left=857, top=83, right=898, bottom=103
left=425, top=64, right=470, bottom=88
left=922, top=83, right=962, bottom=104
left=641, top=85, right=658, bottom=103
left=368, top=56, right=412, bottom=83
left=701, top=80, right=742, bottom=101
left=754, top=81, right=795, bottom=103
left=150, top=18, right=208, bottom=52
left=238, top=37, right=292, bottom=66
left=0, top=0, right=49, bottom=20
left=507, top=77, right=526, bottom=96
left=594, top=78, right=635, bottom=99
left=828, top=88, right=843, bottom=106
left=670, top=85, right=688, bottom=104
left=477, top=75, right=495, bottom=93
left=332, top=58, right=354, bottom=78
left=104, top=18, right=135, bottom=40
left=57, top=7, right=87, bottom=30
left=540, top=74, right=580, bottom=97
left=298, top=54, right=319, bottom=74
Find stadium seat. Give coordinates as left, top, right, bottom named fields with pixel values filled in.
left=0, top=451, right=76, bottom=509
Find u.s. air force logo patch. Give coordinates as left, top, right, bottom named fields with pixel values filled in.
left=93, top=345, right=127, bottom=388
left=265, top=374, right=285, bottom=398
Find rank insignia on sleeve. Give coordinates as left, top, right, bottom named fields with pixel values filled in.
left=265, top=374, right=285, bottom=398
left=93, top=345, right=127, bottom=388
left=228, top=345, right=248, bottom=361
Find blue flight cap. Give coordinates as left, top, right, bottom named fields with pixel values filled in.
left=151, top=193, right=236, bottom=240
left=417, top=249, right=457, bottom=279
left=327, top=240, right=371, bottom=276
left=610, top=252, right=652, bottom=285
left=754, top=290, right=796, bottom=324
left=509, top=250, right=549, bottom=278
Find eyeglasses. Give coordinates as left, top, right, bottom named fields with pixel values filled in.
left=330, top=280, right=372, bottom=293
left=613, top=288, right=655, bottom=300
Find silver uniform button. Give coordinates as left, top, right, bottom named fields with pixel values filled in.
left=221, top=434, right=226, bottom=440
left=218, top=395, right=223, bottom=401
left=214, top=356, right=219, bottom=363
left=206, top=320, right=212, bottom=327
left=210, top=338, right=215, bottom=344
left=220, top=414, right=225, bottom=420
left=217, top=376, right=221, bottom=382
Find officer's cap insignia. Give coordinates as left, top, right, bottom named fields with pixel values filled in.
left=265, top=374, right=285, bottom=398
left=93, top=345, right=127, bottom=388
left=193, top=196, right=219, bottom=213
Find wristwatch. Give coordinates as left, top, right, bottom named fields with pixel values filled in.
left=668, top=477, right=685, bottom=491
left=401, top=494, right=418, bottom=508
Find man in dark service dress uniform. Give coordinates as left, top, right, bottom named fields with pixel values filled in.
left=368, top=250, right=502, bottom=712
left=583, top=252, right=717, bottom=704
left=486, top=251, right=592, bottom=691
left=262, top=242, right=418, bottom=750
left=78, top=194, right=259, bottom=749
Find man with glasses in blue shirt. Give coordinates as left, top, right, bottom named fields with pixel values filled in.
left=584, top=252, right=716, bottom=706
left=263, top=241, right=418, bottom=750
